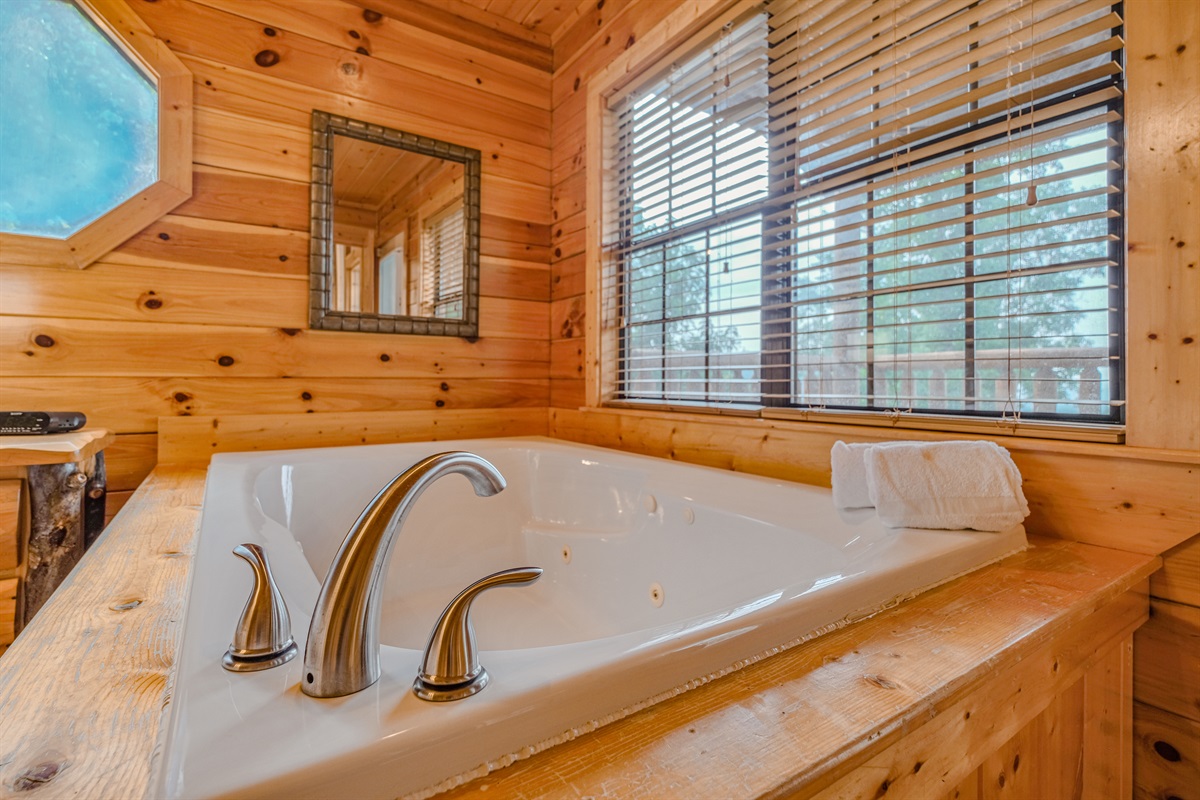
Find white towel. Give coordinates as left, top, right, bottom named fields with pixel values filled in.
left=830, top=441, right=876, bottom=509
left=863, top=441, right=1029, bottom=531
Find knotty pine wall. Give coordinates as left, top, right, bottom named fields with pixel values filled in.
left=547, top=1, right=1199, bottom=797
left=0, top=0, right=557, bottom=516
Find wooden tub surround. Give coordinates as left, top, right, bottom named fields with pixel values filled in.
left=0, top=449, right=1158, bottom=799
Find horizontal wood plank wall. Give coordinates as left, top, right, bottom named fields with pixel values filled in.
left=0, top=0, right=555, bottom=493
left=547, top=0, right=692, bottom=409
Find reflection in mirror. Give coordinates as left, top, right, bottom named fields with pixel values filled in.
left=310, top=112, right=480, bottom=336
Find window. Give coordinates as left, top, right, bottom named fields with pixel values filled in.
left=0, top=0, right=191, bottom=269
left=603, top=0, right=1125, bottom=432
left=422, top=202, right=466, bottom=319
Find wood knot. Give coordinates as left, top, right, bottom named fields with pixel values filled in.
left=362, top=8, right=382, bottom=23
left=34, top=334, right=55, bottom=348
left=863, top=674, right=900, bottom=690
left=9, top=760, right=67, bottom=791
left=254, top=49, right=280, bottom=68
left=1153, top=740, right=1182, bottom=762
left=110, top=599, right=143, bottom=611
left=217, top=355, right=235, bottom=367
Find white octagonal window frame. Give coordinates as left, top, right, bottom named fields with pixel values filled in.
left=0, top=0, right=192, bottom=270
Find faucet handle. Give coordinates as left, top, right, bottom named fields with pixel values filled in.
left=223, top=543, right=299, bottom=672
left=414, top=567, right=542, bottom=701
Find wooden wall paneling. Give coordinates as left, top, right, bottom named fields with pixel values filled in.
left=1, top=263, right=307, bottom=327
left=552, top=252, right=586, bottom=301
left=552, top=0, right=637, bottom=71
left=550, top=339, right=585, bottom=381
left=552, top=210, right=587, bottom=262
left=2, top=317, right=549, bottom=378
left=550, top=378, right=586, bottom=409
left=111, top=214, right=308, bottom=277
left=479, top=257, right=551, bottom=303
left=550, top=407, right=1200, bottom=555
left=1134, top=701, right=1200, bottom=800
left=341, top=0, right=554, bottom=70
left=1151, top=534, right=1200, bottom=607
left=172, top=165, right=310, bottom=231
left=157, top=408, right=549, bottom=464
left=478, top=297, right=551, bottom=339
left=550, top=89, right=587, bottom=187
left=104, top=434, right=160, bottom=494
left=192, top=106, right=312, bottom=182
left=550, top=296, right=586, bottom=342
left=0, top=377, right=548, bottom=436
left=134, top=0, right=551, bottom=149
left=104, top=490, right=134, bottom=524
left=1134, top=599, right=1200, bottom=722
left=945, top=773, right=981, bottom=800
left=552, top=0, right=681, bottom=84
left=1083, top=635, right=1136, bottom=798
left=551, top=174, right=585, bottom=230
left=0, top=578, right=17, bottom=647
left=481, top=215, right=553, bottom=260
left=481, top=174, right=554, bottom=224
left=1125, top=0, right=1200, bottom=451
left=183, top=55, right=553, bottom=182
left=188, top=0, right=551, bottom=109
left=481, top=236, right=552, bottom=268
left=0, top=482, right=20, bottom=574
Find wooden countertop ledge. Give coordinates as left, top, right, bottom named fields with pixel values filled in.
left=0, top=464, right=1158, bottom=799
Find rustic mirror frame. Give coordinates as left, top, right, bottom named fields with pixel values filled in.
left=309, top=111, right=482, bottom=337
left=0, top=0, right=193, bottom=270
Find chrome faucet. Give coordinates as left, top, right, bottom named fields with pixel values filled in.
left=302, top=451, right=506, bottom=698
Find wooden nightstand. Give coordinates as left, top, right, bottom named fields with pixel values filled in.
left=0, top=429, right=114, bottom=655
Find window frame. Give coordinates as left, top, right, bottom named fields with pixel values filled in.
left=0, top=0, right=192, bottom=270
left=588, top=0, right=1126, bottom=443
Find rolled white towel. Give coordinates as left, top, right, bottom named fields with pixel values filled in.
left=830, top=441, right=876, bottom=509
left=863, top=440, right=1029, bottom=531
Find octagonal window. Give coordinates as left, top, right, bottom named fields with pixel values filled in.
left=0, top=0, right=190, bottom=269
left=1, top=0, right=159, bottom=238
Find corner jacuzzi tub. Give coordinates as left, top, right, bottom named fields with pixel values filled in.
left=159, top=437, right=1026, bottom=799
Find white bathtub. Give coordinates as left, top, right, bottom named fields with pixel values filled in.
left=158, top=437, right=1026, bottom=799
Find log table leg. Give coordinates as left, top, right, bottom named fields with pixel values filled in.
left=22, top=453, right=106, bottom=628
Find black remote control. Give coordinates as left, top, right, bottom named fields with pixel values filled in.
left=0, top=411, right=87, bottom=435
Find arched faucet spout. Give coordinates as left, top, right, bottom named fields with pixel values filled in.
left=301, top=451, right=506, bottom=698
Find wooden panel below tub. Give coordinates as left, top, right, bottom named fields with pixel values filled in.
left=0, top=480, right=20, bottom=573
left=0, top=577, right=17, bottom=648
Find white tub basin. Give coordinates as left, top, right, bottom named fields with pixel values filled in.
left=158, top=437, right=1025, bottom=798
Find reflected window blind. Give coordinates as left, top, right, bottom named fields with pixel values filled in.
left=422, top=201, right=465, bottom=319
left=765, top=0, right=1125, bottom=421
left=605, top=10, right=771, bottom=405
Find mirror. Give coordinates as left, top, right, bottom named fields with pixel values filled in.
left=309, top=111, right=481, bottom=336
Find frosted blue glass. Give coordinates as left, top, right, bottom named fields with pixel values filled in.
left=0, top=0, right=158, bottom=238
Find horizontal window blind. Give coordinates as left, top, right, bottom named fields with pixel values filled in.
left=422, top=202, right=465, bottom=319
left=765, top=0, right=1124, bottom=422
left=603, top=0, right=1124, bottom=430
left=605, top=10, right=770, bottom=404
